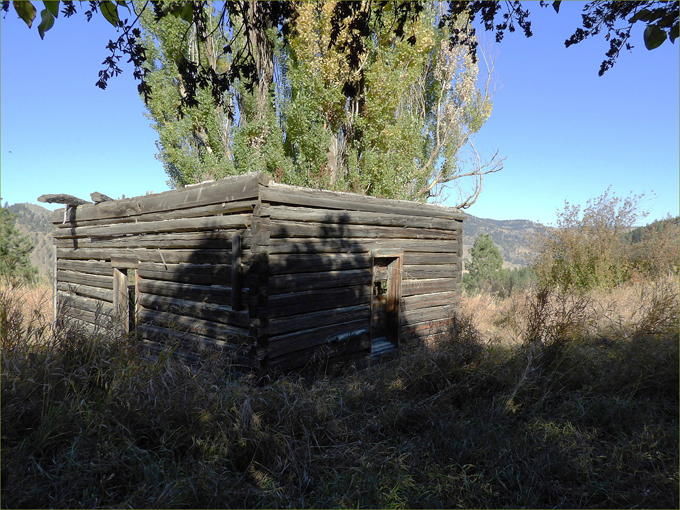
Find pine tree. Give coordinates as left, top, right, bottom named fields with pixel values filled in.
left=1, top=204, right=38, bottom=282
left=464, top=233, right=504, bottom=293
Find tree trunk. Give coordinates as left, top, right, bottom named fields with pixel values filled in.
left=245, top=1, right=274, bottom=123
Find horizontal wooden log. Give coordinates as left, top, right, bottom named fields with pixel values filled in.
left=57, top=282, right=114, bottom=303
left=402, top=318, right=456, bottom=341
left=402, top=291, right=458, bottom=311
left=54, top=231, right=250, bottom=250
left=267, top=335, right=370, bottom=371
left=268, top=220, right=459, bottom=240
left=142, top=339, right=254, bottom=370
left=264, top=319, right=369, bottom=359
left=55, top=200, right=257, bottom=228
left=138, top=262, right=232, bottom=286
left=268, top=253, right=371, bottom=275
left=263, top=205, right=462, bottom=230
left=111, top=256, right=139, bottom=269
left=268, top=269, right=372, bottom=294
left=138, top=293, right=250, bottom=328
left=261, top=184, right=466, bottom=220
left=403, top=252, right=460, bottom=265
left=52, top=172, right=266, bottom=224
left=54, top=214, right=251, bottom=239
left=58, top=297, right=117, bottom=329
left=90, top=191, right=113, bottom=203
left=402, top=304, right=454, bottom=326
left=266, top=285, right=370, bottom=318
left=58, top=317, right=111, bottom=337
left=402, top=278, right=458, bottom=296
left=58, top=291, right=115, bottom=315
left=58, top=312, right=97, bottom=329
left=57, top=259, right=113, bottom=276
left=138, top=279, right=232, bottom=306
left=402, top=264, right=458, bottom=279
left=39, top=193, right=91, bottom=206
left=57, top=270, right=114, bottom=289
left=57, top=248, right=233, bottom=264
left=137, top=324, right=255, bottom=358
left=267, top=238, right=460, bottom=254
left=263, top=304, right=371, bottom=336
left=138, top=307, right=249, bottom=343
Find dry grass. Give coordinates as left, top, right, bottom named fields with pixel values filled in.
left=462, top=275, right=679, bottom=346
left=1, top=280, right=53, bottom=348
left=2, top=276, right=678, bottom=508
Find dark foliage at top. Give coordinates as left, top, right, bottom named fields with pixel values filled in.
left=4, top=1, right=677, bottom=114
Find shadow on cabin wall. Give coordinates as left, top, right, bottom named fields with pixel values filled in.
left=131, top=206, right=460, bottom=378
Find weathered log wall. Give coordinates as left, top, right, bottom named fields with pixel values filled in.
left=255, top=184, right=464, bottom=370
left=52, top=174, right=265, bottom=369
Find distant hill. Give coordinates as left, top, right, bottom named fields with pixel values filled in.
left=7, top=203, right=55, bottom=280
left=463, top=214, right=545, bottom=269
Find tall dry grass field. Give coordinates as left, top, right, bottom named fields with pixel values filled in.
left=2, top=275, right=678, bottom=508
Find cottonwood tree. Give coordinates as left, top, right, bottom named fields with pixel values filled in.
left=138, top=1, right=501, bottom=204
left=139, top=2, right=236, bottom=187
left=282, top=2, right=500, bottom=203
left=139, top=1, right=294, bottom=188
left=6, top=1, right=677, bottom=199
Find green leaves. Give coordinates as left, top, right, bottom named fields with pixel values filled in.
left=629, top=9, right=655, bottom=23
left=13, top=0, right=37, bottom=28
left=43, top=0, right=58, bottom=16
left=12, top=0, right=57, bottom=39
left=38, top=2, right=59, bottom=40
left=38, top=7, right=55, bottom=38
left=644, top=24, right=667, bottom=50
left=100, top=0, right=120, bottom=27
left=169, top=2, right=194, bottom=23
left=629, top=6, right=678, bottom=50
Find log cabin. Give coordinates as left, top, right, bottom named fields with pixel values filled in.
left=51, top=172, right=465, bottom=372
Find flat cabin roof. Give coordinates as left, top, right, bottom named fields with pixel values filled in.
left=51, top=172, right=466, bottom=224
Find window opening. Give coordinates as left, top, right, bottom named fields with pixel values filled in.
left=127, top=268, right=137, bottom=334
left=112, top=257, right=138, bottom=335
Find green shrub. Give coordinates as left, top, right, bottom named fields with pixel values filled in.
left=532, top=188, right=645, bottom=292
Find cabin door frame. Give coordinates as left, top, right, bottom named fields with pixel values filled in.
left=370, top=250, right=403, bottom=355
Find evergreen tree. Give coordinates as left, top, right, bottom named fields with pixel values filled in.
left=463, top=233, right=504, bottom=293
left=1, top=204, right=38, bottom=282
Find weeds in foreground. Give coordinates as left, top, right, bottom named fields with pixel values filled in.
left=1, top=278, right=678, bottom=508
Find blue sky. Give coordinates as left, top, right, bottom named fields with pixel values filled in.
left=1, top=2, right=678, bottom=226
